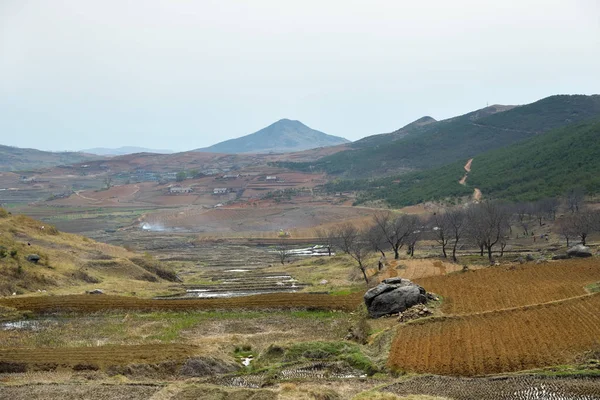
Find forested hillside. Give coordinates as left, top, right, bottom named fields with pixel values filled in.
left=329, top=118, right=600, bottom=207
left=280, top=95, right=600, bottom=177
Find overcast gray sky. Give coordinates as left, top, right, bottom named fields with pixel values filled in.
left=1, top=0, right=599, bottom=152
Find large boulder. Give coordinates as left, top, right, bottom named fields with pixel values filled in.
left=364, top=278, right=428, bottom=318
left=567, top=244, right=592, bottom=258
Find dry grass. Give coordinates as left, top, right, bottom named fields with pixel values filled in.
left=0, top=212, right=175, bottom=297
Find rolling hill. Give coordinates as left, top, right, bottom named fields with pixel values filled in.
left=0, top=208, right=178, bottom=296
left=0, top=145, right=103, bottom=172
left=197, top=119, right=349, bottom=154
left=338, top=118, right=600, bottom=206
left=81, top=146, right=174, bottom=156
left=280, top=95, right=600, bottom=177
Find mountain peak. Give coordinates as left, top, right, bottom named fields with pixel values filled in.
left=197, top=120, right=349, bottom=154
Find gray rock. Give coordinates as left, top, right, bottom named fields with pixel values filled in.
left=567, top=244, right=592, bottom=258
left=365, top=281, right=428, bottom=318
left=552, top=254, right=569, bottom=260
left=86, top=289, right=104, bottom=295
left=364, top=283, right=396, bottom=307
left=525, top=253, right=536, bottom=261
left=26, top=254, right=40, bottom=263
left=382, top=277, right=403, bottom=285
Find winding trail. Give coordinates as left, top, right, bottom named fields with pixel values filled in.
left=457, top=158, right=482, bottom=201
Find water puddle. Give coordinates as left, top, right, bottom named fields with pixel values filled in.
left=1, top=320, right=44, bottom=331
left=241, top=356, right=253, bottom=367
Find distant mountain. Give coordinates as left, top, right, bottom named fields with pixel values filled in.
left=81, top=146, right=174, bottom=156
left=0, top=145, right=103, bottom=172
left=278, top=95, right=600, bottom=177
left=197, top=119, right=350, bottom=154
left=345, top=117, right=600, bottom=207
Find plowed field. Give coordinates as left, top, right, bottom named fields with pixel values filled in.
left=0, top=292, right=363, bottom=314
left=0, top=344, right=199, bottom=369
left=415, top=259, right=600, bottom=314
left=388, top=293, right=600, bottom=376
left=378, top=259, right=469, bottom=282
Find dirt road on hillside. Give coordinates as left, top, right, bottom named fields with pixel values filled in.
left=457, top=158, right=482, bottom=201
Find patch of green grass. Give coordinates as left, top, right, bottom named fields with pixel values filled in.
left=586, top=282, right=600, bottom=293
left=329, top=287, right=363, bottom=296
left=256, top=340, right=378, bottom=375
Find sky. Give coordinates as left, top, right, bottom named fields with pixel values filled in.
left=1, top=0, right=599, bottom=152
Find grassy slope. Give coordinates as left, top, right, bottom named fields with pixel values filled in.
left=350, top=118, right=600, bottom=206
left=279, top=94, right=600, bottom=177
left=0, top=208, right=177, bottom=296
left=0, top=145, right=102, bottom=172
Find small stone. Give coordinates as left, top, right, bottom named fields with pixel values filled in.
left=26, top=254, right=41, bottom=263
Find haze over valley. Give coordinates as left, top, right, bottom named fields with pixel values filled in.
left=1, top=1, right=600, bottom=399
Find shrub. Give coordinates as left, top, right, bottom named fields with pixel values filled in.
left=72, top=269, right=101, bottom=284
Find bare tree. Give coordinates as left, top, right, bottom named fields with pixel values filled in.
left=566, top=187, right=585, bottom=214
left=347, top=230, right=372, bottom=285
left=373, top=212, right=418, bottom=260
left=406, top=227, right=421, bottom=257
left=103, top=175, right=113, bottom=190
left=315, top=227, right=335, bottom=256
left=275, top=240, right=291, bottom=264
left=431, top=211, right=450, bottom=258
left=539, top=197, right=560, bottom=221
left=467, top=201, right=511, bottom=262
left=514, top=202, right=533, bottom=235
left=334, top=223, right=359, bottom=255
left=366, top=224, right=388, bottom=258
left=446, top=207, right=468, bottom=262
left=560, top=211, right=596, bottom=246
left=556, top=216, right=577, bottom=247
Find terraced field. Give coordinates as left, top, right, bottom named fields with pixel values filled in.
left=0, top=292, right=364, bottom=313
left=0, top=344, right=199, bottom=370
left=388, top=293, right=600, bottom=375
left=415, top=260, right=600, bottom=314
left=388, top=259, right=600, bottom=376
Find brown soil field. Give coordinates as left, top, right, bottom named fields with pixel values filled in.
left=0, top=292, right=364, bottom=314
left=377, top=259, right=470, bottom=282
left=0, top=344, right=199, bottom=369
left=388, top=293, right=600, bottom=376
left=414, top=259, right=600, bottom=314
left=143, top=205, right=378, bottom=233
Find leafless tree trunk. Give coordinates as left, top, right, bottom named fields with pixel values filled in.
left=446, top=208, right=467, bottom=263
left=430, top=211, right=450, bottom=258
left=468, top=201, right=511, bottom=263
left=566, top=187, right=585, bottom=214
left=276, top=240, right=291, bottom=265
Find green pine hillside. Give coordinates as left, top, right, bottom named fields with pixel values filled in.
left=333, top=118, right=600, bottom=207
left=280, top=95, right=600, bottom=177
